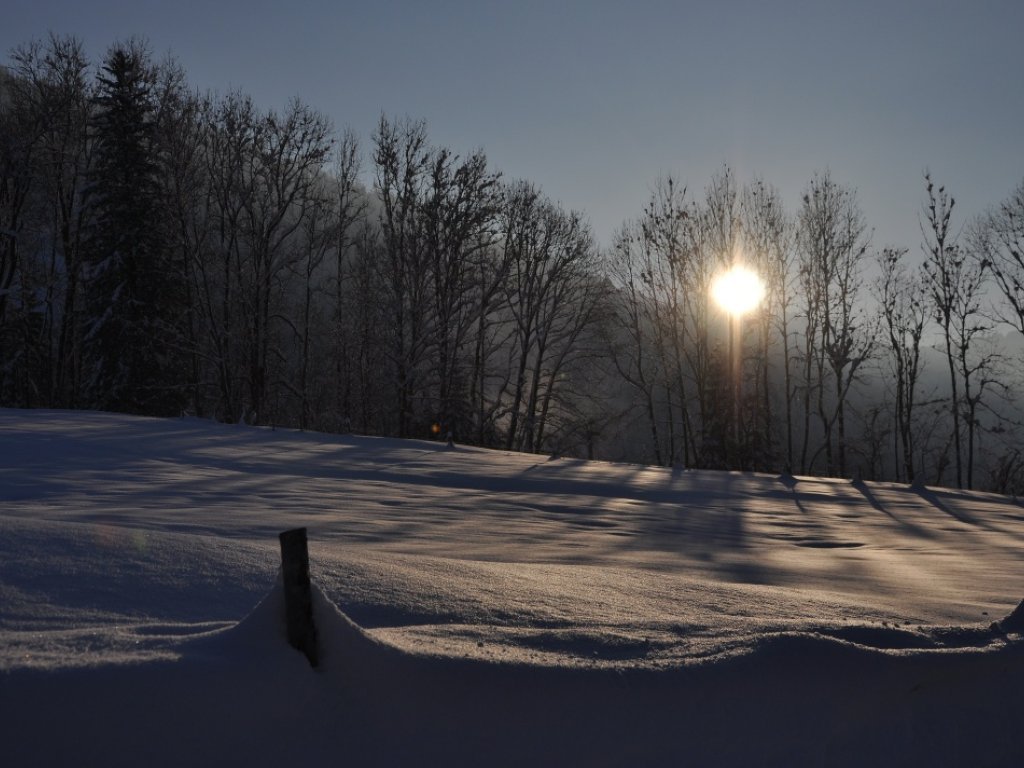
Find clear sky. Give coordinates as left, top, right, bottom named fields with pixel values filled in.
left=3, top=0, right=1022, bottom=252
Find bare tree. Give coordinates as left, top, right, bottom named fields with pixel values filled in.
left=329, top=130, right=366, bottom=430
left=531, top=235, right=605, bottom=453
left=372, top=118, right=511, bottom=443
left=796, top=171, right=875, bottom=476
left=191, top=91, right=257, bottom=422
left=467, top=230, right=515, bottom=446
left=0, top=62, right=40, bottom=403
left=688, top=169, right=741, bottom=466
left=240, top=98, right=333, bottom=423
left=921, top=173, right=998, bottom=490
left=345, top=223, right=390, bottom=434
left=287, top=175, right=334, bottom=430
left=607, top=173, right=792, bottom=472
left=741, top=178, right=793, bottom=470
left=974, top=178, right=1024, bottom=338
left=373, top=115, right=432, bottom=437
left=0, top=66, right=26, bottom=330
left=642, top=176, right=699, bottom=466
left=921, top=173, right=965, bottom=487
left=422, top=146, right=501, bottom=438
left=500, top=182, right=600, bottom=453
left=158, top=66, right=212, bottom=416
left=2, top=35, right=94, bottom=406
left=873, top=247, right=928, bottom=482
left=604, top=220, right=670, bottom=465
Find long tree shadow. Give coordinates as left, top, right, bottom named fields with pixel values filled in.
left=777, top=473, right=808, bottom=515
left=851, top=479, right=934, bottom=538
left=914, top=484, right=982, bottom=526
left=599, top=470, right=780, bottom=585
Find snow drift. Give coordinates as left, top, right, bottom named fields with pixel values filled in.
left=1, top=409, right=1022, bottom=766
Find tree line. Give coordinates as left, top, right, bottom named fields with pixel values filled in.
left=2, top=35, right=1023, bottom=493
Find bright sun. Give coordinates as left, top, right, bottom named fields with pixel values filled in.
left=711, top=265, right=765, bottom=316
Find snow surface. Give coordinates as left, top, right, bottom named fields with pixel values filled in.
left=1, top=409, right=1022, bottom=766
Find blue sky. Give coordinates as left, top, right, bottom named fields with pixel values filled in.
left=4, top=0, right=1022, bottom=251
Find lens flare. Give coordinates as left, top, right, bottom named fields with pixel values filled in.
left=711, top=265, right=765, bottom=316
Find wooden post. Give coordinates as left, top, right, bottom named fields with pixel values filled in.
left=279, top=527, right=318, bottom=667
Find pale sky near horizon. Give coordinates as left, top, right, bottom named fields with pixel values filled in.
left=3, top=0, right=1022, bottom=255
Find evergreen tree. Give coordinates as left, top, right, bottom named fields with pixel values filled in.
left=84, top=41, right=185, bottom=415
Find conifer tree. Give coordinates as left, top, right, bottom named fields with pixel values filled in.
left=85, top=41, right=185, bottom=415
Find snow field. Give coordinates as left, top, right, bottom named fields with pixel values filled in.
left=1, top=409, right=1022, bottom=766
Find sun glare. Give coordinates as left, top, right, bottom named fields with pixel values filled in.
left=711, top=265, right=765, bottom=316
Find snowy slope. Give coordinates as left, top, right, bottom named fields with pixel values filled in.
left=1, top=409, right=1022, bottom=766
